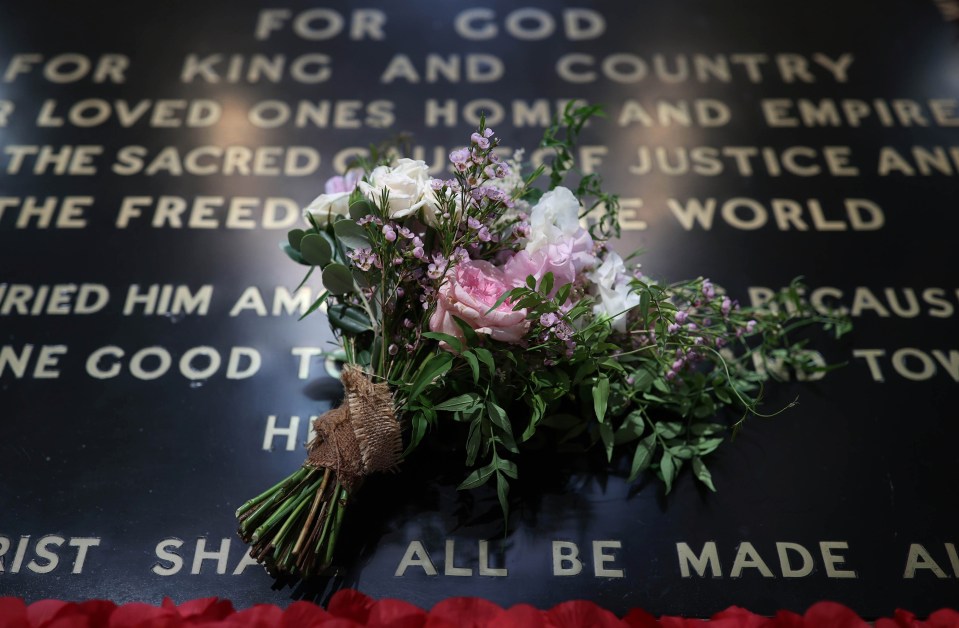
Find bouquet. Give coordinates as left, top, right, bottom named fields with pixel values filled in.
left=235, top=104, right=849, bottom=578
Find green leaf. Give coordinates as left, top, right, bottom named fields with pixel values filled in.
left=496, top=458, right=518, bottom=479
left=522, top=396, right=547, bottom=442
left=639, top=289, right=650, bottom=324
left=496, top=471, right=510, bottom=525
left=434, top=393, right=481, bottom=412
left=539, top=272, right=554, bottom=297
left=466, top=419, right=482, bottom=466
left=692, top=457, right=717, bottom=492
left=486, top=400, right=510, bottom=433
left=473, top=347, right=495, bottom=376
left=300, top=233, right=332, bottom=266
left=484, top=287, right=520, bottom=315
left=333, top=220, right=370, bottom=250
left=661, top=451, right=678, bottom=494
left=321, top=263, right=355, bottom=294
left=495, top=425, right=520, bottom=454
left=462, top=351, right=480, bottom=385
left=422, top=331, right=463, bottom=354
left=614, top=410, right=645, bottom=445
left=404, top=414, right=428, bottom=456
left=592, top=376, right=609, bottom=424
left=525, top=274, right=536, bottom=289
left=599, top=422, right=614, bottom=462
left=349, top=200, right=373, bottom=220
left=458, top=461, right=496, bottom=490
left=451, top=316, right=479, bottom=346
left=691, top=423, right=724, bottom=436
left=696, top=437, right=724, bottom=456
left=669, top=445, right=696, bottom=460
left=555, top=283, right=571, bottom=305
left=655, top=421, right=683, bottom=439
left=628, top=434, right=656, bottom=482
left=297, top=290, right=329, bottom=321
left=288, top=228, right=305, bottom=251
left=327, top=303, right=373, bottom=334
left=408, top=352, right=454, bottom=401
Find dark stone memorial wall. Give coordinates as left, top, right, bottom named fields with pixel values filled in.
left=1, top=0, right=958, bottom=618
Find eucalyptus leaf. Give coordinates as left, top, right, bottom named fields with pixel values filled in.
left=281, top=243, right=309, bottom=266
left=287, top=228, right=305, bottom=251
left=321, top=263, right=355, bottom=294
left=327, top=303, right=372, bottom=334
left=300, top=233, right=332, bottom=266
left=348, top=199, right=373, bottom=220
left=333, top=220, right=371, bottom=250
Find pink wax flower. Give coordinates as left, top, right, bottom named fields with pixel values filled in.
left=430, top=259, right=529, bottom=348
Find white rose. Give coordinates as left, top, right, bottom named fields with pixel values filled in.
left=526, top=186, right=595, bottom=272
left=588, top=251, right=640, bottom=332
left=359, top=158, right=438, bottom=220
left=303, top=191, right=351, bottom=226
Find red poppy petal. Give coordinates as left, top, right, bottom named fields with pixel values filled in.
left=0, top=598, right=29, bottom=628
left=428, top=597, right=502, bottom=628
left=28, top=600, right=76, bottom=628
left=803, top=602, right=868, bottom=628
left=107, top=603, right=180, bottom=628
left=224, top=604, right=282, bottom=628
left=658, top=617, right=706, bottom=628
left=709, top=606, right=771, bottom=628
left=46, top=618, right=91, bottom=628
left=622, top=608, right=660, bottom=628
left=928, top=608, right=959, bottom=628
left=74, top=601, right=117, bottom=626
left=546, top=600, right=626, bottom=628
left=172, top=598, right=233, bottom=621
left=367, top=598, right=427, bottom=628
left=487, top=604, right=548, bottom=628
left=768, top=610, right=804, bottom=628
left=328, top=590, right=376, bottom=623
left=280, top=601, right=330, bottom=628
left=315, top=620, right=366, bottom=628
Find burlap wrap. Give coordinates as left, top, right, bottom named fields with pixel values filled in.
left=306, top=366, right=402, bottom=493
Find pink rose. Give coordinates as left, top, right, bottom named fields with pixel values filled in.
left=430, top=259, right=529, bottom=347
left=502, top=227, right=593, bottom=296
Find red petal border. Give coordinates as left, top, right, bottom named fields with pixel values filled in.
left=0, top=592, right=955, bottom=628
